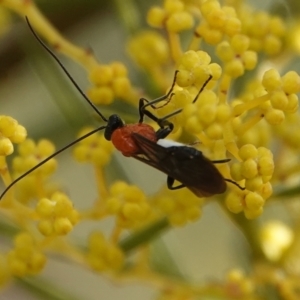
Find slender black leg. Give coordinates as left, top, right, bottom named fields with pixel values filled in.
left=138, top=70, right=179, bottom=123
left=211, top=158, right=231, bottom=164
left=224, top=179, right=245, bottom=190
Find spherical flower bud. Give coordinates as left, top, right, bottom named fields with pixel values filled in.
left=269, top=16, right=286, bottom=36
left=241, top=159, right=258, bottom=179
left=206, top=123, right=223, bottom=139
left=53, top=218, right=73, bottom=235
left=122, top=203, right=144, bottom=220
left=245, top=176, right=263, bottom=191
left=206, top=8, right=226, bottom=29
left=208, top=63, right=222, bottom=79
left=270, top=90, right=288, bottom=110
left=244, top=207, right=263, bottom=219
left=112, top=77, right=131, bottom=98
left=242, top=51, right=257, bottom=70
left=198, top=103, right=216, bottom=125
left=128, top=31, right=169, bottom=68
left=185, top=116, right=203, bottom=134
left=286, top=94, right=299, bottom=113
left=36, top=198, right=55, bottom=218
left=89, top=65, right=113, bottom=85
left=14, top=232, right=34, bottom=249
left=0, top=115, right=17, bottom=137
left=230, top=34, right=250, bottom=54
left=224, top=17, right=241, bottom=36
left=262, top=69, right=281, bottom=91
left=106, top=197, right=121, bottom=214
left=225, top=192, right=243, bottom=213
left=265, top=109, right=285, bottom=125
left=29, top=252, right=47, bottom=274
left=87, top=86, right=114, bottom=105
left=257, top=156, right=274, bottom=177
left=177, top=70, right=194, bottom=87
left=37, top=139, right=55, bottom=156
left=200, top=0, right=221, bottom=17
left=245, top=192, right=264, bottom=210
left=0, top=137, right=13, bottom=156
left=239, top=144, right=258, bottom=160
left=147, top=6, right=166, bottom=28
left=164, top=0, right=184, bottom=14
left=111, top=62, right=127, bottom=77
left=263, top=35, right=282, bottom=56
left=180, top=50, right=200, bottom=70
left=224, top=59, right=244, bottom=78
left=216, top=41, right=234, bottom=62
left=216, top=104, right=231, bottom=122
left=37, top=220, right=54, bottom=236
left=282, top=71, right=300, bottom=94
left=10, top=125, right=27, bottom=144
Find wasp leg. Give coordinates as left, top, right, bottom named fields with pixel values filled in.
left=211, top=158, right=231, bottom=164
left=224, top=178, right=245, bottom=191
left=139, top=93, right=176, bottom=139
left=138, top=70, right=179, bottom=121
left=211, top=159, right=245, bottom=190
left=167, top=176, right=185, bottom=190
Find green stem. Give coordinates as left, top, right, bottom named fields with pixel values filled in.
left=119, top=217, right=170, bottom=253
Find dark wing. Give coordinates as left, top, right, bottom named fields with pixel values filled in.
left=131, top=133, right=227, bottom=197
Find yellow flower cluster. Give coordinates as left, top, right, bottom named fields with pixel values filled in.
left=216, top=34, right=257, bottom=78
left=88, top=62, right=132, bottom=105
left=36, top=192, right=79, bottom=236
left=226, top=144, right=273, bottom=219
left=12, top=139, right=57, bottom=177
left=86, top=231, right=124, bottom=271
left=128, top=31, right=169, bottom=71
left=7, top=232, right=46, bottom=277
left=147, top=0, right=194, bottom=33
left=73, top=127, right=114, bottom=167
left=105, top=181, right=152, bottom=229
left=0, top=116, right=26, bottom=156
left=241, top=10, right=286, bottom=55
left=196, top=0, right=241, bottom=44
left=154, top=188, right=204, bottom=226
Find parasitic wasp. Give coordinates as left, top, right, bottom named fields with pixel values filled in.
left=0, top=17, right=244, bottom=200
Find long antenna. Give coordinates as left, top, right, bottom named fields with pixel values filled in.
left=25, top=16, right=108, bottom=123
left=0, top=126, right=106, bottom=200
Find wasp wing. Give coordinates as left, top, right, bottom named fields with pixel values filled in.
left=131, top=133, right=227, bottom=197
